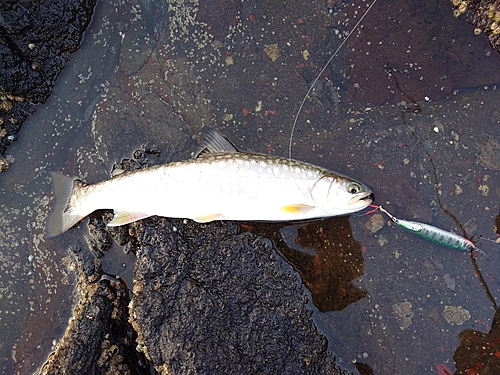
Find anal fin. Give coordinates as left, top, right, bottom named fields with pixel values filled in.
left=193, top=213, right=224, bottom=223
left=108, top=210, right=152, bottom=226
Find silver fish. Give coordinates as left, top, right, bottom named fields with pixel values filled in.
left=46, top=128, right=373, bottom=237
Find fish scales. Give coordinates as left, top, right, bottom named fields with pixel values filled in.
left=68, top=154, right=360, bottom=222
left=47, top=129, right=373, bottom=237
left=83, top=153, right=342, bottom=214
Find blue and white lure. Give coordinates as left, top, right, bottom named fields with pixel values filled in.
left=375, top=206, right=485, bottom=255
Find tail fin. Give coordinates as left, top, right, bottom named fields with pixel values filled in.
left=46, top=172, right=86, bottom=237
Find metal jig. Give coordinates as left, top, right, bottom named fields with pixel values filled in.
left=375, top=205, right=485, bottom=255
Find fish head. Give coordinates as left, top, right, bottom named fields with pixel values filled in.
left=312, top=174, right=374, bottom=216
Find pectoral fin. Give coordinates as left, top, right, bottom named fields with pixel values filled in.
left=280, top=204, right=315, bottom=214
left=193, top=213, right=224, bottom=223
left=108, top=210, right=152, bottom=226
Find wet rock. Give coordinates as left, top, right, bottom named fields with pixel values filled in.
left=197, top=0, right=241, bottom=40
left=443, top=274, right=456, bottom=292
left=421, top=258, right=435, bottom=276
left=85, top=235, right=106, bottom=259
left=0, top=156, right=9, bottom=171
left=374, top=173, right=432, bottom=222
left=120, top=25, right=156, bottom=75
left=265, top=218, right=367, bottom=313
left=91, top=57, right=197, bottom=164
left=88, top=214, right=114, bottom=253
left=107, top=221, right=133, bottom=247
left=346, top=0, right=500, bottom=104
left=377, top=235, right=388, bottom=247
left=70, top=246, right=102, bottom=283
left=86, top=214, right=115, bottom=258
left=443, top=305, right=471, bottom=325
left=354, top=362, right=374, bottom=375
left=477, top=133, right=500, bottom=170
left=0, top=0, right=98, bottom=155
left=496, top=206, right=500, bottom=235
left=264, top=44, right=280, bottom=62
left=137, top=0, right=168, bottom=34
left=130, top=218, right=349, bottom=375
left=40, top=249, right=149, bottom=375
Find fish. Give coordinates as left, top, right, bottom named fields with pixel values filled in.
left=46, top=128, right=373, bottom=237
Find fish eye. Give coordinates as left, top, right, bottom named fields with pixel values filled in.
left=348, top=182, right=361, bottom=194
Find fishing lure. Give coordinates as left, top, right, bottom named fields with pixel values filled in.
left=375, top=205, right=484, bottom=255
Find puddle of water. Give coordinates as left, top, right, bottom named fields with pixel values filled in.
left=1, top=0, right=499, bottom=374
left=0, top=1, right=132, bottom=373
left=309, top=90, right=500, bottom=373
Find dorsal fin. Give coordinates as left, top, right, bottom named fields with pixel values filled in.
left=194, top=127, right=239, bottom=158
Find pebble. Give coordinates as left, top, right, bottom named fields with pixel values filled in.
left=392, top=301, right=414, bottom=330
left=443, top=305, right=470, bottom=325
left=364, top=214, right=385, bottom=235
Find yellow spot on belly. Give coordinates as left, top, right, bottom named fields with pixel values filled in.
left=280, top=204, right=314, bottom=214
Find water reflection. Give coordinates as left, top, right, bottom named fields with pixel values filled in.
left=454, top=307, right=500, bottom=374
left=248, top=217, right=366, bottom=312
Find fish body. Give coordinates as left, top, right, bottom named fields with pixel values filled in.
left=46, top=129, right=373, bottom=237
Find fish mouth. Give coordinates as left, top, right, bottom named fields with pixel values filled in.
left=348, top=192, right=374, bottom=205
left=364, top=192, right=375, bottom=201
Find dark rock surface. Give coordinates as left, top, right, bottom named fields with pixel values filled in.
left=130, top=217, right=350, bottom=375
left=40, top=247, right=149, bottom=375
left=0, top=0, right=97, bottom=155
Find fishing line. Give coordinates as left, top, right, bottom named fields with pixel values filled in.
left=388, top=66, right=469, bottom=238
left=288, top=0, right=378, bottom=160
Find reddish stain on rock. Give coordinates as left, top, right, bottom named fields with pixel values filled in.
left=345, top=0, right=500, bottom=104
left=435, top=363, right=453, bottom=375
